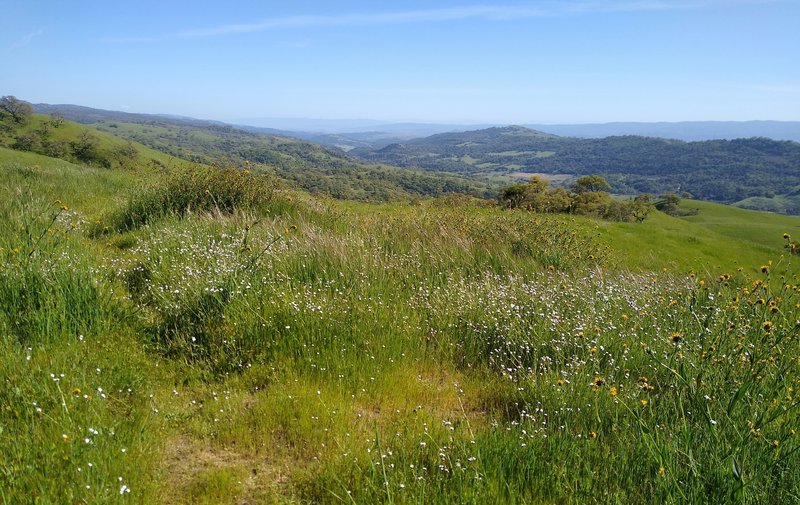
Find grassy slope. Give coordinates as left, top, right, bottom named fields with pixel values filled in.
left=0, top=115, right=183, bottom=170
left=735, top=192, right=800, bottom=215
left=0, top=148, right=141, bottom=218
left=683, top=199, right=800, bottom=245
left=4, top=113, right=493, bottom=203
left=2, top=149, right=799, bottom=504
left=596, top=201, right=799, bottom=274
left=3, top=146, right=792, bottom=275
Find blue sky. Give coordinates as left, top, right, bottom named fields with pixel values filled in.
left=2, top=0, right=799, bottom=123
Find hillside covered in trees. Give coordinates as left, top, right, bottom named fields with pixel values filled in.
left=353, top=126, right=800, bottom=213
left=0, top=99, right=491, bottom=201
left=18, top=101, right=800, bottom=214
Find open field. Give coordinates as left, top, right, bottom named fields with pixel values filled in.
left=1, top=149, right=799, bottom=504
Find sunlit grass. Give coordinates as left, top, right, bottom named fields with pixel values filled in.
left=1, top=152, right=799, bottom=503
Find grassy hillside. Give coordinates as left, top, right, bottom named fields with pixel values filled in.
left=0, top=113, right=183, bottom=171
left=596, top=199, right=799, bottom=273
left=734, top=191, right=800, bottom=215
left=2, top=149, right=799, bottom=503
left=26, top=104, right=494, bottom=202
left=0, top=148, right=145, bottom=216
left=683, top=199, right=800, bottom=247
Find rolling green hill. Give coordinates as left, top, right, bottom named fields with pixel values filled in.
left=26, top=103, right=493, bottom=202
left=596, top=199, right=799, bottom=272
left=27, top=103, right=800, bottom=214
left=353, top=125, right=800, bottom=212
left=0, top=111, right=183, bottom=171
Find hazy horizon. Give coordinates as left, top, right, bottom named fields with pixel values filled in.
left=3, top=0, right=799, bottom=124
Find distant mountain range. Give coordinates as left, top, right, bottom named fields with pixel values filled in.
left=237, top=119, right=800, bottom=151
left=36, top=104, right=800, bottom=145
left=33, top=103, right=232, bottom=130
left=523, top=121, right=800, bottom=142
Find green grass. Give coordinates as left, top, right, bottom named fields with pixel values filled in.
left=595, top=201, right=800, bottom=275
left=0, top=147, right=143, bottom=220
left=735, top=194, right=800, bottom=215
left=0, top=114, right=184, bottom=170
left=684, top=199, right=800, bottom=248
left=1, top=149, right=799, bottom=504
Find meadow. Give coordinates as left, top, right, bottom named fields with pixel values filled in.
left=1, top=147, right=798, bottom=504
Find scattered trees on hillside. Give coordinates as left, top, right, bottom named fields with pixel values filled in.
left=48, top=113, right=65, bottom=128
left=499, top=175, right=654, bottom=222
left=42, top=139, right=68, bottom=158
left=12, top=132, right=36, bottom=151
left=631, top=194, right=653, bottom=222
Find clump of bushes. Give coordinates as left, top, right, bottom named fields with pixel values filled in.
left=499, top=175, right=653, bottom=222
left=99, top=165, right=292, bottom=233
left=655, top=192, right=699, bottom=216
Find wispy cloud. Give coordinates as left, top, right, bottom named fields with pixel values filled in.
left=107, top=1, right=784, bottom=42
left=11, top=28, right=44, bottom=49
left=174, top=7, right=545, bottom=38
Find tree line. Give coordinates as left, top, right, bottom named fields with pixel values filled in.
left=499, top=175, right=655, bottom=222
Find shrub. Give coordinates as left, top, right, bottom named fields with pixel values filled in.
left=41, top=139, right=68, bottom=159
left=499, top=175, right=647, bottom=222
left=113, top=141, right=139, bottom=168
left=70, top=131, right=101, bottom=164
left=12, top=133, right=37, bottom=152
left=572, top=191, right=612, bottom=217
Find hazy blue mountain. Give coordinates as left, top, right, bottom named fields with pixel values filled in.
left=240, top=119, right=800, bottom=150
left=231, top=117, right=386, bottom=133
left=526, top=121, right=800, bottom=142
left=32, top=103, right=231, bottom=129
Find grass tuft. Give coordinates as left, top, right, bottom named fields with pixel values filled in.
left=98, top=165, right=294, bottom=233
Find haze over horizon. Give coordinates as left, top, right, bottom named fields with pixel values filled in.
left=2, top=0, right=799, bottom=124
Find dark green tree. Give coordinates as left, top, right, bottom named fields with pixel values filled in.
left=572, top=175, right=611, bottom=194
left=0, top=96, right=33, bottom=123
left=71, top=130, right=100, bottom=163
left=499, top=183, right=529, bottom=209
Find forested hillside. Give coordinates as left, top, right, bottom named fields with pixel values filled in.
left=354, top=126, right=800, bottom=212
left=7, top=100, right=492, bottom=201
